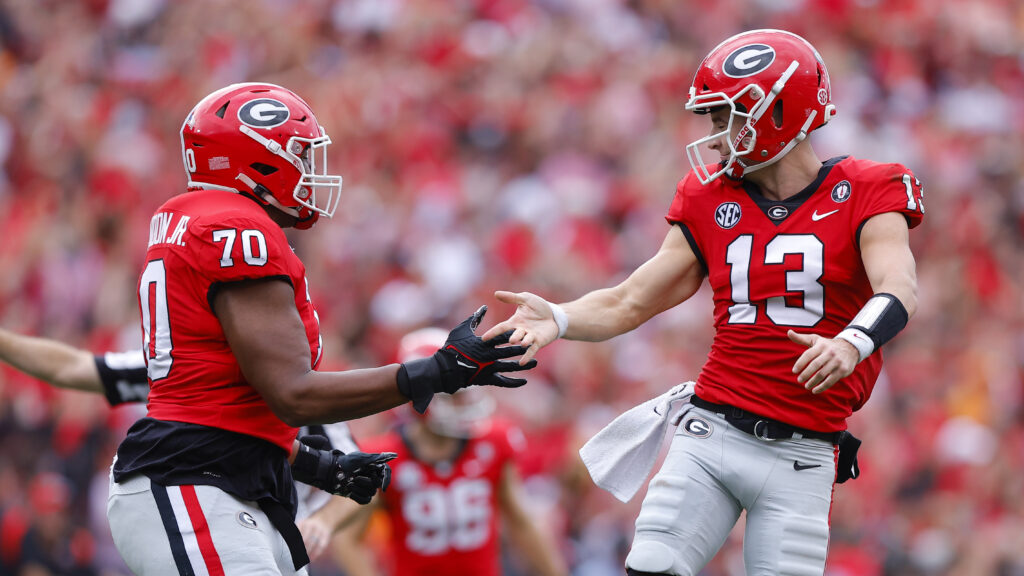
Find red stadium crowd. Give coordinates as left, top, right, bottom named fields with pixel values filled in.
left=0, top=0, right=1021, bottom=574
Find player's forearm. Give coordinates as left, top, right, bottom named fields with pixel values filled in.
left=561, top=228, right=703, bottom=342
left=330, top=539, right=378, bottom=576
left=329, top=507, right=378, bottom=576
left=0, top=329, right=102, bottom=392
left=561, top=288, right=648, bottom=342
left=270, top=365, right=408, bottom=426
left=869, top=269, right=918, bottom=320
left=305, top=495, right=348, bottom=531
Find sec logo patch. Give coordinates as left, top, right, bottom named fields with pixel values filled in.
left=682, top=416, right=713, bottom=438
left=715, top=202, right=742, bottom=229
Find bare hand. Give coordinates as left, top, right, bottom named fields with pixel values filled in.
left=788, top=330, right=859, bottom=394
left=481, top=291, right=560, bottom=365
left=297, top=516, right=333, bottom=560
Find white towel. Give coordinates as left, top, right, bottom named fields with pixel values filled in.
left=579, top=381, right=695, bottom=503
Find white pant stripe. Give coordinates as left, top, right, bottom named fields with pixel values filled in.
left=166, top=486, right=212, bottom=576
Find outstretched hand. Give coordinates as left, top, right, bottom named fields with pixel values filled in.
left=788, top=330, right=859, bottom=394
left=397, top=305, right=538, bottom=413
left=434, top=305, right=537, bottom=392
left=481, top=291, right=561, bottom=366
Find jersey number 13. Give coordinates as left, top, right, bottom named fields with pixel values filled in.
left=726, top=234, right=824, bottom=327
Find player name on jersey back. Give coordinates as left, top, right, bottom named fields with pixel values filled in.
left=148, top=211, right=190, bottom=247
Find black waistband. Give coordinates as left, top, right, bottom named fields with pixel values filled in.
left=690, top=395, right=840, bottom=444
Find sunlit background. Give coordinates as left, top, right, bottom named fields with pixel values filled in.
left=0, top=0, right=1021, bottom=574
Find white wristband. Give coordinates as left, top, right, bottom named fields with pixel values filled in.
left=547, top=301, right=569, bottom=339
left=836, top=328, right=874, bottom=363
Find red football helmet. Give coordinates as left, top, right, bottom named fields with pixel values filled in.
left=398, top=327, right=495, bottom=439
left=685, top=29, right=836, bottom=183
left=180, top=83, right=343, bottom=229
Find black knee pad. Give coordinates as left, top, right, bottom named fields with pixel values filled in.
left=626, top=570, right=672, bottom=576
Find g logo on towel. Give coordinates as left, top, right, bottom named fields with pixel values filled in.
left=682, top=417, right=713, bottom=438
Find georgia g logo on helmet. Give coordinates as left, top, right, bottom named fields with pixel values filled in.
left=238, top=98, right=290, bottom=129
left=723, top=43, right=776, bottom=78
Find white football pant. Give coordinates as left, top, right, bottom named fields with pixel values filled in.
left=625, top=406, right=837, bottom=576
left=108, top=468, right=308, bottom=576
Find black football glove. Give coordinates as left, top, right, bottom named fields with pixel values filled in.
left=397, top=305, right=537, bottom=413
left=291, top=435, right=396, bottom=504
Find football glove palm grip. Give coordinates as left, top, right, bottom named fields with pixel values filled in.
left=291, top=435, right=395, bottom=505
left=397, top=306, right=536, bottom=413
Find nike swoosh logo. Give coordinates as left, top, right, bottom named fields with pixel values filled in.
left=456, top=360, right=476, bottom=369
left=811, top=209, right=839, bottom=221
left=793, top=461, right=822, bottom=471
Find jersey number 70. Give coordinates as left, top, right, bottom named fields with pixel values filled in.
left=138, top=228, right=271, bottom=381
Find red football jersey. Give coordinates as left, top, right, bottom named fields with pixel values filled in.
left=666, top=156, right=924, bottom=432
left=360, top=421, right=526, bottom=576
left=138, top=190, right=322, bottom=452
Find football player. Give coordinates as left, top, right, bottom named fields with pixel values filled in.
left=484, top=29, right=923, bottom=576
left=312, top=328, right=568, bottom=576
left=0, top=328, right=374, bottom=563
left=105, top=83, right=536, bottom=575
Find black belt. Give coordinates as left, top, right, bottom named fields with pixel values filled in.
left=690, top=395, right=840, bottom=444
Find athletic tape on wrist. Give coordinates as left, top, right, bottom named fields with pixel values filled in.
left=547, top=301, right=568, bottom=339
left=838, top=293, right=909, bottom=362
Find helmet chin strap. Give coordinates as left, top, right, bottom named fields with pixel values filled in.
left=734, top=60, right=813, bottom=177
left=738, top=108, right=818, bottom=176
left=235, top=173, right=302, bottom=219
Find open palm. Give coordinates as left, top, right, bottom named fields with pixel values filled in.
left=481, top=291, right=560, bottom=365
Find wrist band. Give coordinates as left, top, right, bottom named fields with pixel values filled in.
left=836, top=328, right=873, bottom=363
left=837, top=293, right=909, bottom=363
left=547, top=301, right=569, bottom=339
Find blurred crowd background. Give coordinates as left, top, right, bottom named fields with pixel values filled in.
left=0, top=0, right=1021, bottom=574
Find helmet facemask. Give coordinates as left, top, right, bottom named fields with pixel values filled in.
left=237, top=124, right=343, bottom=223
left=685, top=84, right=764, bottom=184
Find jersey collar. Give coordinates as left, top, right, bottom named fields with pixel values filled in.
left=740, top=156, right=847, bottom=225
